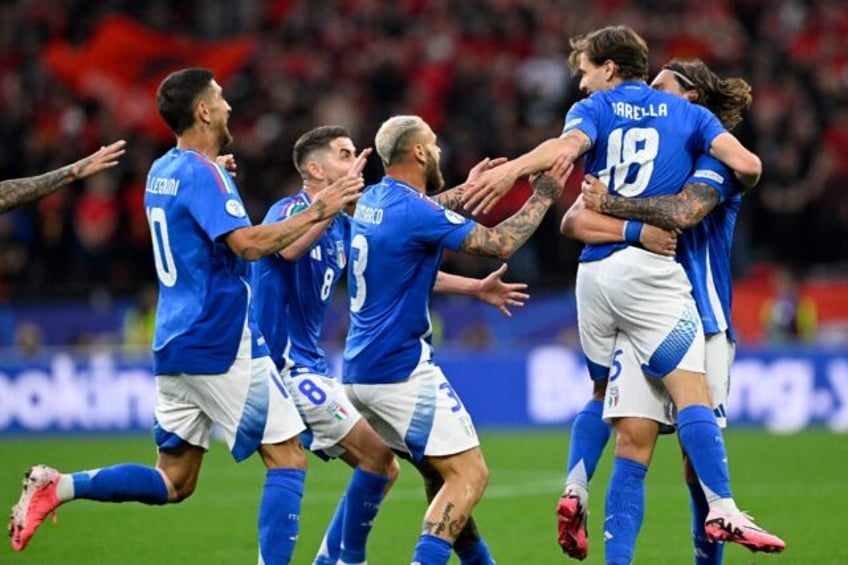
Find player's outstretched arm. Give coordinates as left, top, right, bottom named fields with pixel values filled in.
left=462, top=130, right=588, bottom=216
left=434, top=264, right=529, bottom=318
left=225, top=173, right=362, bottom=261
left=0, top=139, right=126, bottom=213
left=560, top=195, right=677, bottom=256
left=458, top=157, right=570, bottom=260
left=433, top=157, right=508, bottom=212
left=581, top=174, right=719, bottom=231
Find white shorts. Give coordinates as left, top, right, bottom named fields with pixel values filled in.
left=603, top=331, right=734, bottom=429
left=704, top=332, right=734, bottom=428
left=154, top=329, right=305, bottom=462
left=282, top=369, right=362, bottom=457
left=576, top=246, right=705, bottom=379
left=344, top=362, right=479, bottom=462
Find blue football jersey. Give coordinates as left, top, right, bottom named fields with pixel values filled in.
left=343, top=177, right=476, bottom=385
left=252, top=190, right=350, bottom=374
left=144, top=148, right=269, bottom=375
left=676, top=155, right=742, bottom=342
left=563, top=81, right=726, bottom=262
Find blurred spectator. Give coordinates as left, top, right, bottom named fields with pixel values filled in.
left=14, top=321, right=44, bottom=357
left=761, top=267, right=818, bottom=345
left=122, top=284, right=157, bottom=350
left=0, top=0, right=844, bottom=316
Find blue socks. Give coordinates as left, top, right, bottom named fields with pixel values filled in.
left=677, top=405, right=732, bottom=502
left=339, top=468, right=389, bottom=564
left=258, top=468, right=305, bottom=565
left=687, top=478, right=724, bottom=564
left=412, top=534, right=452, bottom=565
left=456, top=537, right=495, bottom=564
left=566, top=400, right=611, bottom=491
left=71, top=464, right=168, bottom=504
left=315, top=496, right=346, bottom=564
left=604, top=457, right=648, bottom=565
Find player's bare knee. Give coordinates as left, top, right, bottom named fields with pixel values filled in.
left=612, top=418, right=658, bottom=464
left=461, top=458, right=489, bottom=500
left=386, top=456, right=401, bottom=486
left=260, top=436, right=308, bottom=470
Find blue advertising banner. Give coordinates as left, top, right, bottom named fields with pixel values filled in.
left=0, top=347, right=846, bottom=434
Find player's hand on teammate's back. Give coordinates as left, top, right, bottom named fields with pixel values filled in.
left=477, top=263, right=530, bottom=318
left=216, top=153, right=237, bottom=177
left=462, top=161, right=520, bottom=216
left=70, top=140, right=126, bottom=181
left=640, top=225, right=678, bottom=256
left=580, top=174, right=609, bottom=212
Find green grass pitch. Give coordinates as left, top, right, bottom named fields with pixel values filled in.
left=1, top=429, right=843, bottom=564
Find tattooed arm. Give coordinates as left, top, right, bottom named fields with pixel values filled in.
left=458, top=165, right=566, bottom=260
left=0, top=140, right=126, bottom=213
left=226, top=173, right=362, bottom=261
left=581, top=175, right=719, bottom=231
left=433, top=184, right=466, bottom=212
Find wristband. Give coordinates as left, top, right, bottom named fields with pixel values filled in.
left=623, top=221, right=643, bottom=243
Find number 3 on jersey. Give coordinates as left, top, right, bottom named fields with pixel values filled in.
left=146, top=206, right=177, bottom=287
left=600, top=127, right=659, bottom=197
left=350, top=234, right=368, bottom=312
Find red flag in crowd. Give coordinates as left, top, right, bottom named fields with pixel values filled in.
left=42, top=15, right=256, bottom=140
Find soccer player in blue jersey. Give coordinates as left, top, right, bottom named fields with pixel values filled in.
left=8, top=68, right=362, bottom=562
left=561, top=59, right=759, bottom=565
left=253, top=125, right=531, bottom=565
left=253, top=125, right=394, bottom=565
left=461, top=25, right=784, bottom=562
left=342, top=114, right=567, bottom=565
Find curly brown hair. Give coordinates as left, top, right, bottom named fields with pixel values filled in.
left=567, top=25, right=649, bottom=82
left=662, top=59, right=752, bottom=131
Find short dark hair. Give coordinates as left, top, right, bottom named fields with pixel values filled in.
left=568, top=25, right=649, bottom=81
left=663, top=59, right=752, bottom=131
left=156, top=68, right=215, bottom=135
left=292, top=125, right=352, bottom=175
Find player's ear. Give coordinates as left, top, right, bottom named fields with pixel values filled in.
left=686, top=90, right=700, bottom=104
left=195, top=99, right=211, bottom=126
left=306, top=160, right=325, bottom=181
left=412, top=142, right=426, bottom=165
left=603, top=59, right=617, bottom=82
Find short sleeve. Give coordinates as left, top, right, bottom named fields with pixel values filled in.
left=692, top=105, right=727, bottom=155
left=687, top=154, right=740, bottom=203
left=406, top=194, right=477, bottom=251
left=187, top=160, right=251, bottom=241
left=562, top=96, right=599, bottom=145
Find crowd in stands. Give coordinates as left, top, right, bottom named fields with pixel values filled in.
left=0, top=1, right=845, bottom=316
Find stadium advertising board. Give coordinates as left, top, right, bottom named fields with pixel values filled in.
left=0, top=348, right=845, bottom=433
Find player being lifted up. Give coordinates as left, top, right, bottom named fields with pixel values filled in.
left=8, top=68, right=361, bottom=563
left=341, top=115, right=569, bottom=565
left=461, top=25, right=784, bottom=563
left=561, top=58, right=769, bottom=564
